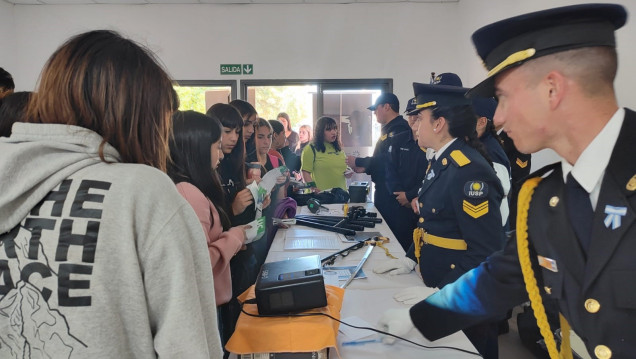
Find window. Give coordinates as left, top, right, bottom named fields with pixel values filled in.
left=173, top=80, right=237, bottom=113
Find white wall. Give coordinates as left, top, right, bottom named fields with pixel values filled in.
left=10, top=0, right=636, bottom=109
left=0, top=1, right=15, bottom=75
left=11, top=2, right=467, bottom=102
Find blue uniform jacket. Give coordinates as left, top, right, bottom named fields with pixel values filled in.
left=354, top=115, right=413, bottom=194
left=355, top=116, right=418, bottom=250
left=406, top=139, right=505, bottom=288
left=410, top=109, right=636, bottom=358
left=393, top=140, right=429, bottom=202
left=481, top=132, right=511, bottom=176
left=481, top=132, right=512, bottom=229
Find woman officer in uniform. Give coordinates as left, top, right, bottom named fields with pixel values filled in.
left=374, top=83, right=505, bottom=358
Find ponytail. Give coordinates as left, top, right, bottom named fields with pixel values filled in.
left=466, top=132, right=493, bottom=167
left=483, top=118, right=505, bottom=150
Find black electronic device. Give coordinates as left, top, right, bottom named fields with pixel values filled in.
left=255, top=255, right=328, bottom=315
left=307, top=198, right=329, bottom=214
left=348, top=181, right=369, bottom=203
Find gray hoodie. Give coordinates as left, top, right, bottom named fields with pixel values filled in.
left=0, top=123, right=222, bottom=358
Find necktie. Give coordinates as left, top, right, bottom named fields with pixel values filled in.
left=565, top=173, right=594, bottom=255
left=426, top=157, right=436, bottom=175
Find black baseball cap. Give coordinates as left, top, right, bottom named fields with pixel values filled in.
left=368, top=93, right=399, bottom=111
left=467, top=3, right=627, bottom=98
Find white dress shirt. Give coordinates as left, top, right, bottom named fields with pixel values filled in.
left=561, top=108, right=625, bottom=210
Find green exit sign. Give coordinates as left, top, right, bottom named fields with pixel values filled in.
left=220, top=64, right=242, bottom=75
left=220, top=64, right=254, bottom=75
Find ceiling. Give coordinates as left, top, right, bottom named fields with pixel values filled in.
left=4, top=0, right=457, bottom=5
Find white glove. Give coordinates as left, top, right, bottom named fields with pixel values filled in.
left=377, top=308, right=414, bottom=344
left=393, top=286, right=430, bottom=305
left=373, top=257, right=416, bottom=275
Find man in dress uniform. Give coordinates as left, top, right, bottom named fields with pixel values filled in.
left=379, top=4, right=635, bottom=359
left=347, top=93, right=419, bottom=250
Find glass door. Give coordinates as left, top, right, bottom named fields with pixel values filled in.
left=319, top=81, right=391, bottom=196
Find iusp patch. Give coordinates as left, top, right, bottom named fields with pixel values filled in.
left=464, top=181, right=488, bottom=198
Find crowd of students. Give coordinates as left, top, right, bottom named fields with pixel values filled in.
left=0, top=30, right=356, bottom=357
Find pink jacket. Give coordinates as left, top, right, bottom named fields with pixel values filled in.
left=176, top=182, right=244, bottom=305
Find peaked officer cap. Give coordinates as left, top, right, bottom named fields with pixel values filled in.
left=467, top=3, right=627, bottom=98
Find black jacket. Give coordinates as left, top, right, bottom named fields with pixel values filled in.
left=354, top=115, right=414, bottom=195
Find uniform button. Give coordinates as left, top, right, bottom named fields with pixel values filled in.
left=585, top=299, right=600, bottom=313
left=544, top=286, right=551, bottom=295
left=442, top=158, right=448, bottom=166
left=432, top=208, right=436, bottom=213
left=450, top=264, right=455, bottom=269
left=419, top=202, right=423, bottom=208
left=594, top=345, right=611, bottom=359
left=418, top=218, right=424, bottom=223
left=549, top=196, right=559, bottom=207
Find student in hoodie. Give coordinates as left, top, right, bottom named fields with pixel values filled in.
left=0, top=30, right=222, bottom=358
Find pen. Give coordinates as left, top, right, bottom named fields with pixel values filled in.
left=341, top=339, right=381, bottom=346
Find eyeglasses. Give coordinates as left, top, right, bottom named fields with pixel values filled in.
left=321, top=241, right=365, bottom=266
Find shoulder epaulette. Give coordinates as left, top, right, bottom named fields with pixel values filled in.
left=449, top=150, right=471, bottom=167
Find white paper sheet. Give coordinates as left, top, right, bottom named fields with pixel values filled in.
left=284, top=234, right=340, bottom=250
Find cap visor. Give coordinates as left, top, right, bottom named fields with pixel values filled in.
left=367, top=105, right=376, bottom=111
left=466, top=76, right=496, bottom=99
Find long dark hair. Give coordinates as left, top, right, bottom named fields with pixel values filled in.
left=432, top=105, right=493, bottom=166
left=312, top=116, right=341, bottom=153
left=229, top=99, right=257, bottom=119
left=168, top=110, right=231, bottom=230
left=277, top=112, right=292, bottom=131
left=207, top=103, right=246, bottom=190
left=482, top=119, right=505, bottom=149
left=26, top=30, right=177, bottom=172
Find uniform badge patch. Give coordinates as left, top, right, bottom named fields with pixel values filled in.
left=516, top=158, right=528, bottom=168
left=380, top=134, right=388, bottom=141
left=462, top=200, right=488, bottom=218
left=537, top=255, right=558, bottom=272
left=464, top=181, right=488, bottom=198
